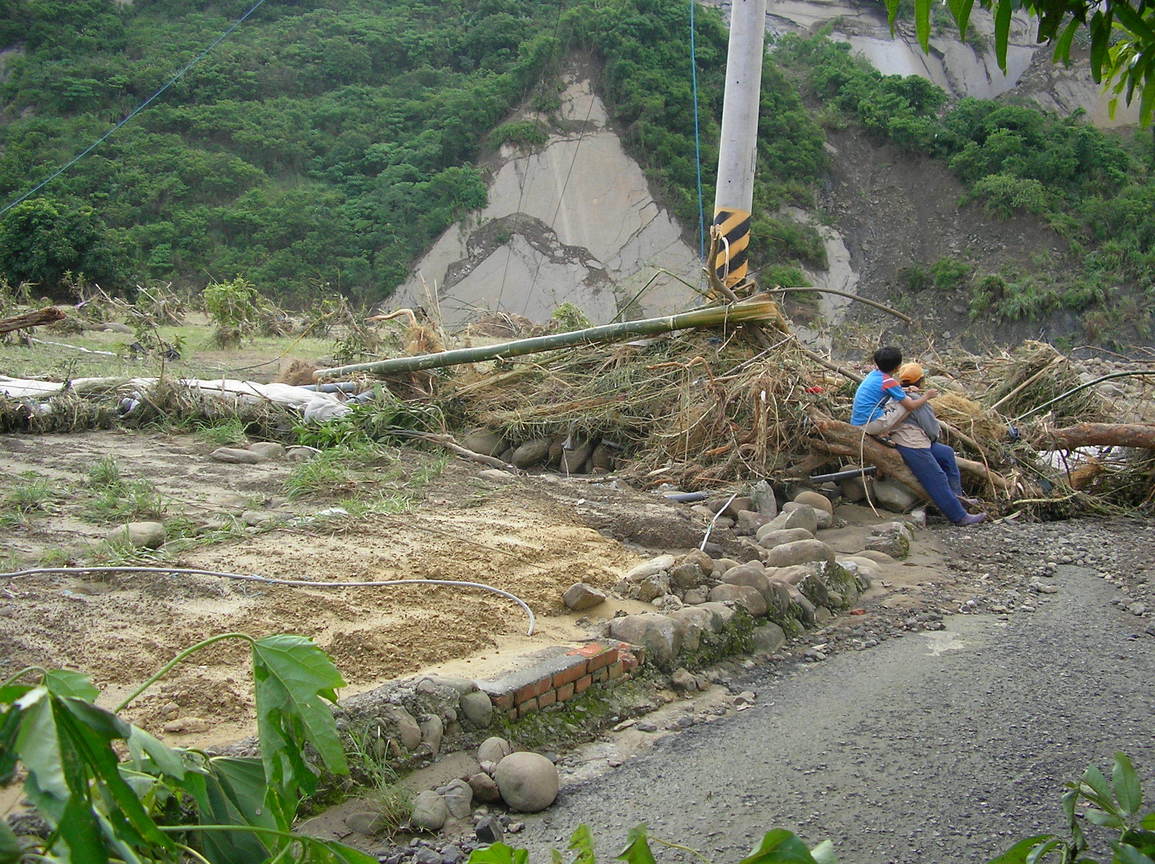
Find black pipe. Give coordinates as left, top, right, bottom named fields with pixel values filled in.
left=807, top=466, right=877, bottom=483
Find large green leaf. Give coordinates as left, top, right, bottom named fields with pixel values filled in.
left=126, top=725, right=188, bottom=780
left=986, top=835, right=1058, bottom=864
left=1112, top=843, right=1155, bottom=864
left=739, top=829, right=821, bottom=864
left=1114, top=753, right=1143, bottom=816
left=569, top=824, right=597, bottom=864
left=13, top=688, right=69, bottom=816
left=616, top=825, right=656, bottom=864
left=994, top=0, right=1013, bottom=72
left=179, top=758, right=274, bottom=864
left=43, top=669, right=100, bottom=701
left=251, top=634, right=348, bottom=804
left=809, top=840, right=837, bottom=864
left=0, top=820, right=24, bottom=864
left=468, top=843, right=531, bottom=864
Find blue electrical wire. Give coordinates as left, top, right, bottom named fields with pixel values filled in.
left=0, top=0, right=271, bottom=217
left=690, top=0, right=706, bottom=261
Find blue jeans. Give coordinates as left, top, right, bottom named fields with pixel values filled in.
left=895, top=442, right=967, bottom=523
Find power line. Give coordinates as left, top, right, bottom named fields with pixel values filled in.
left=0, top=0, right=271, bottom=218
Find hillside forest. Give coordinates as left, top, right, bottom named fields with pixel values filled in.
left=0, top=0, right=1152, bottom=343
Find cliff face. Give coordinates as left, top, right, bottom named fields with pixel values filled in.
left=391, top=64, right=701, bottom=328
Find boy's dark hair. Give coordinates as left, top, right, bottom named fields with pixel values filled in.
left=873, top=346, right=902, bottom=373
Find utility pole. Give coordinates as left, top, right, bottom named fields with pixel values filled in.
left=712, top=0, right=767, bottom=291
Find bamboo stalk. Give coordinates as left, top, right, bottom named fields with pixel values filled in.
left=315, top=301, right=780, bottom=379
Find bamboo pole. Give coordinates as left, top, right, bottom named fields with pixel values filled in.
left=314, top=300, right=780, bottom=379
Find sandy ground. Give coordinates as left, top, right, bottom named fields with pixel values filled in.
left=0, top=429, right=655, bottom=745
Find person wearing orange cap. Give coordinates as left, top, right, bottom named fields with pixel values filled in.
left=851, top=347, right=985, bottom=526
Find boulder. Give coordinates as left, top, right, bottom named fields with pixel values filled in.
left=410, top=790, right=449, bottom=831
left=865, top=522, right=913, bottom=560
left=494, top=752, right=559, bottom=812
left=669, top=562, right=706, bottom=590
left=780, top=506, right=819, bottom=534
left=735, top=509, right=772, bottom=534
left=792, top=490, right=833, bottom=516
left=762, top=579, right=794, bottom=617
left=590, top=443, right=616, bottom=472
left=678, top=549, right=715, bottom=573
left=696, top=601, right=738, bottom=631
left=855, top=549, right=898, bottom=565
left=607, top=613, right=682, bottom=670
left=670, top=667, right=703, bottom=691
left=563, top=583, right=607, bottom=611
left=762, top=539, right=835, bottom=568
left=560, top=438, right=593, bottom=474
left=248, top=441, right=284, bottom=460
left=440, top=778, right=473, bottom=819
left=459, top=691, right=493, bottom=728
left=752, top=622, right=786, bottom=652
left=721, top=563, right=772, bottom=600
left=477, top=736, right=512, bottom=765
left=210, top=447, right=265, bottom=464
left=381, top=705, right=422, bottom=751
left=668, top=606, right=715, bottom=651
left=106, top=521, right=166, bottom=550
left=683, top=588, right=708, bottom=605
left=840, top=474, right=868, bottom=502
left=749, top=480, right=778, bottom=517
left=872, top=478, right=921, bottom=513
left=418, top=714, right=443, bottom=756
left=633, top=572, right=670, bottom=603
left=624, top=555, right=675, bottom=581
left=461, top=430, right=504, bottom=457
left=707, top=584, right=768, bottom=617
left=755, top=526, right=814, bottom=548
left=475, top=813, right=504, bottom=843
left=838, top=556, right=882, bottom=587
left=511, top=439, right=551, bottom=468
left=468, top=772, right=502, bottom=803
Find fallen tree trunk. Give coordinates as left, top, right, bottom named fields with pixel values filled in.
left=1035, top=422, right=1155, bottom=450
left=315, top=299, right=781, bottom=379
left=0, top=306, right=66, bottom=333
left=808, top=413, right=1013, bottom=500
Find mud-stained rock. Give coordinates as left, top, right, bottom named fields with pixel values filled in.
left=478, top=736, right=512, bottom=765
left=750, top=480, right=778, bottom=517
left=762, top=539, right=835, bottom=568
left=560, top=438, right=593, bottom=474
left=439, top=778, right=473, bottom=819
left=708, top=584, right=768, bottom=617
left=607, top=613, right=682, bottom=670
left=735, top=509, right=772, bottom=534
left=510, top=439, right=551, bottom=467
left=248, top=441, right=284, bottom=460
left=410, top=790, right=449, bottom=831
left=866, top=522, right=913, bottom=560
left=792, top=490, right=833, bottom=516
left=494, top=752, right=559, bottom=812
left=468, top=772, right=501, bottom=803
left=459, top=690, right=493, bottom=728
left=106, top=521, right=166, bottom=549
left=210, top=446, right=265, bottom=464
left=461, top=430, right=504, bottom=457
left=563, top=582, right=607, bottom=611
left=873, top=478, right=921, bottom=512
left=418, top=714, right=444, bottom=756
left=669, top=561, right=707, bottom=590
left=756, top=526, right=814, bottom=548
left=753, top=621, right=786, bottom=652
left=783, top=501, right=830, bottom=530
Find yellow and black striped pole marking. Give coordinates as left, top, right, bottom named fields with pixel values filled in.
left=712, top=207, right=750, bottom=288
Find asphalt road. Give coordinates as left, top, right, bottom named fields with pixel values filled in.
left=517, top=564, right=1155, bottom=864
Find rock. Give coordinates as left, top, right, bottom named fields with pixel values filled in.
left=468, top=772, right=502, bottom=803
left=865, top=522, right=913, bottom=560
left=380, top=705, right=422, bottom=751
left=907, top=508, right=928, bottom=529
left=633, top=572, right=670, bottom=603
left=590, top=443, right=616, bottom=472
left=761, top=579, right=794, bottom=617
left=285, top=445, right=317, bottom=462
left=478, top=737, right=513, bottom=765
left=668, top=606, right=714, bottom=650
left=344, top=810, right=386, bottom=836
left=563, top=583, right=607, bottom=611
left=440, top=778, right=473, bottom=819
left=838, top=557, right=878, bottom=589
left=735, top=509, right=771, bottom=534
left=209, top=446, right=266, bottom=464
left=750, top=480, right=778, bottom=517
left=696, top=601, right=737, bottom=631
left=762, top=539, right=835, bottom=568
left=792, top=490, right=833, bottom=516
left=414, top=848, right=442, bottom=864
left=780, top=506, right=819, bottom=534
left=410, top=790, right=449, bottom=831
left=707, top=583, right=768, bottom=617
left=783, top=501, right=831, bottom=529
left=1029, top=578, right=1059, bottom=594
left=752, top=622, right=786, bottom=652
left=678, top=549, right=715, bottom=573
left=814, top=606, right=834, bottom=625
left=726, top=496, right=754, bottom=518
left=459, top=691, right=493, bottom=728
left=511, top=439, right=551, bottom=468
left=1127, top=601, right=1147, bottom=616
left=462, top=430, right=504, bottom=457
left=607, top=613, right=683, bottom=670
left=478, top=468, right=516, bottom=482
left=722, top=564, right=772, bottom=600
left=494, top=752, right=559, bottom=812
left=240, top=510, right=280, bottom=527
left=670, top=667, right=701, bottom=691
left=683, top=588, right=708, bottom=604
left=248, top=441, right=284, bottom=459
left=755, top=526, right=814, bottom=548
left=560, top=438, right=593, bottom=474
left=872, top=478, right=920, bottom=512
left=855, top=549, right=898, bottom=565
left=418, top=714, right=444, bottom=756
left=442, top=845, right=466, bottom=864
left=653, top=593, right=682, bottom=612
left=106, top=521, right=166, bottom=549
left=625, top=555, right=675, bottom=581
left=840, top=471, right=869, bottom=502
left=669, top=562, right=707, bottom=589
left=475, top=814, right=504, bottom=844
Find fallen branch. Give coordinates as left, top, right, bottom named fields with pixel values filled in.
left=29, top=338, right=117, bottom=356
left=0, top=306, right=66, bottom=334
left=401, top=431, right=515, bottom=470
left=1034, top=422, right=1155, bottom=451
left=806, top=413, right=930, bottom=502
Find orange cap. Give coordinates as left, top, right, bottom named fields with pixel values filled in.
left=898, top=362, right=924, bottom=386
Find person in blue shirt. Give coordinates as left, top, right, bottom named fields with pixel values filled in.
left=851, top=346, right=986, bottom=527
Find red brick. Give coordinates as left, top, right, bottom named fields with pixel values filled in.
left=556, top=682, right=575, bottom=702
left=620, top=650, right=640, bottom=671
left=569, top=642, right=607, bottom=658
left=538, top=689, right=557, bottom=708
left=507, top=709, right=518, bottom=722
left=587, top=647, right=618, bottom=673
left=551, top=660, right=588, bottom=689
left=591, top=666, right=609, bottom=683
left=607, top=661, right=624, bottom=680
left=517, top=697, right=539, bottom=717
left=514, top=677, right=549, bottom=703
left=491, top=692, right=514, bottom=711
left=574, top=674, right=593, bottom=694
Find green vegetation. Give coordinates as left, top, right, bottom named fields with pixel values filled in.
left=83, top=456, right=167, bottom=522
left=779, top=35, right=1154, bottom=338
left=0, top=634, right=373, bottom=862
